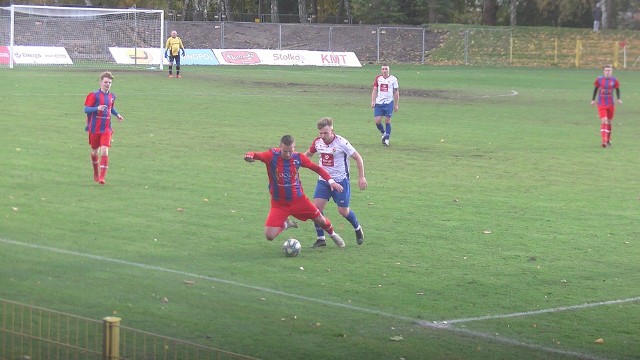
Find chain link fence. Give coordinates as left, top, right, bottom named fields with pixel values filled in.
left=165, top=21, right=437, bottom=64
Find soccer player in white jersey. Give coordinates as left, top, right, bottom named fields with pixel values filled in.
left=304, top=117, right=368, bottom=247
left=371, top=64, right=399, bottom=147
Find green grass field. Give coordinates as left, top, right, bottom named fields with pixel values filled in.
left=1, top=64, right=639, bottom=360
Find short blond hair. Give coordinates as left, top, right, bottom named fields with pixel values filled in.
left=317, top=116, right=334, bottom=130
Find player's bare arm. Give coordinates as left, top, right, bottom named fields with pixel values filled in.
left=351, top=151, right=367, bottom=190
left=394, top=89, right=399, bottom=112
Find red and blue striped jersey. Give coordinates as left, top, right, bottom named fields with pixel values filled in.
left=594, top=76, right=619, bottom=106
left=252, top=148, right=332, bottom=202
left=85, top=90, right=117, bottom=134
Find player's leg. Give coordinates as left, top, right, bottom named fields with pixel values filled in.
left=606, top=107, right=615, bottom=146
left=97, top=134, right=112, bottom=184
left=294, top=196, right=345, bottom=248
left=311, top=213, right=345, bottom=248
left=374, top=105, right=386, bottom=143
left=377, top=103, right=392, bottom=146
left=168, top=56, right=174, bottom=77
left=175, top=56, right=181, bottom=78
left=89, top=134, right=100, bottom=182
left=264, top=203, right=290, bottom=241
left=334, top=180, right=363, bottom=245
left=311, top=180, right=331, bottom=247
left=598, top=107, right=609, bottom=147
left=384, top=115, right=392, bottom=146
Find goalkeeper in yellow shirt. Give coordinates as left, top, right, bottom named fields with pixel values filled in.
left=164, top=30, right=185, bottom=78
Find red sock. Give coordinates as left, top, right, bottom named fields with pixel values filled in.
left=321, top=218, right=335, bottom=235
left=99, top=155, right=109, bottom=181
left=91, top=154, right=99, bottom=180
left=600, top=123, right=608, bottom=144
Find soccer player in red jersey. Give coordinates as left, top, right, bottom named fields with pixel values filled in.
left=84, top=71, right=124, bottom=185
left=591, top=65, right=622, bottom=148
left=244, top=135, right=346, bottom=248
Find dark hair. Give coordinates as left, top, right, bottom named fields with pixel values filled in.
left=280, top=135, right=295, bottom=146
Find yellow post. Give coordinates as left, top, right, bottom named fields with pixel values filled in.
left=575, top=39, right=581, bottom=68
left=103, top=317, right=121, bottom=360
left=613, top=41, right=619, bottom=68
left=554, top=38, right=558, bottom=65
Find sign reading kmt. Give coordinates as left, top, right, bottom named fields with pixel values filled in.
left=213, top=49, right=361, bottom=67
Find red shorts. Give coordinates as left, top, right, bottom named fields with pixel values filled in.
left=88, top=132, right=113, bottom=149
left=265, top=196, right=321, bottom=227
left=597, top=106, right=615, bottom=121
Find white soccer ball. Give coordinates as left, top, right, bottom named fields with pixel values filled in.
left=282, top=239, right=301, bottom=257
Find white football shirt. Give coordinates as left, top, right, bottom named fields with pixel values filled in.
left=307, top=134, right=356, bottom=182
left=373, top=74, right=399, bottom=104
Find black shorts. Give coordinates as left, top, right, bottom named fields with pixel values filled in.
left=169, top=54, right=181, bottom=65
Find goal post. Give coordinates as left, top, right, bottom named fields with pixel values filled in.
left=0, top=5, right=164, bottom=69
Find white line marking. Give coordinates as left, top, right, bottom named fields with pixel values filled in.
left=0, top=238, right=613, bottom=359
left=438, top=297, right=640, bottom=325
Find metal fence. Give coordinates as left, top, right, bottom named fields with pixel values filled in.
left=0, top=299, right=259, bottom=360
left=165, top=21, right=433, bottom=64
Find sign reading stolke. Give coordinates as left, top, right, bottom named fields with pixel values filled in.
left=108, top=48, right=361, bottom=67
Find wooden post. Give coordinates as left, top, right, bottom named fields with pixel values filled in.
left=103, top=317, right=121, bottom=360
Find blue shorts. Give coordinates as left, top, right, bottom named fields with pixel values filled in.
left=313, top=179, right=351, bottom=208
left=374, top=102, right=394, bottom=118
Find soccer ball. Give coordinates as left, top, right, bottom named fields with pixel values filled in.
left=282, top=239, right=301, bottom=257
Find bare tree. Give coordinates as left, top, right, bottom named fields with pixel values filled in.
left=298, top=0, right=308, bottom=23
left=271, top=0, right=280, bottom=23
left=601, top=0, right=608, bottom=30
left=482, top=0, right=497, bottom=25
left=182, top=0, right=189, bottom=20
left=312, top=0, right=318, bottom=22
left=428, top=0, right=438, bottom=23
left=344, top=0, right=352, bottom=23
left=217, top=0, right=232, bottom=21
left=510, top=0, right=518, bottom=26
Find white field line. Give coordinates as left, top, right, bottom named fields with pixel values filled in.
left=437, top=296, right=640, bottom=325
left=0, top=238, right=613, bottom=360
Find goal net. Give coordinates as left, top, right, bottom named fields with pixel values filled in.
left=0, top=5, right=164, bottom=69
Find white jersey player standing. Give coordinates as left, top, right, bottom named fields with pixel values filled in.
left=304, top=117, right=367, bottom=247
left=371, top=64, right=399, bottom=147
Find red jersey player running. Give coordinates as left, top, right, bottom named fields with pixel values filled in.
left=591, top=64, right=622, bottom=148
left=244, top=135, right=346, bottom=248
left=84, top=71, right=124, bottom=184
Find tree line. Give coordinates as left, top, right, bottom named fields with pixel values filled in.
left=2, top=0, right=639, bottom=29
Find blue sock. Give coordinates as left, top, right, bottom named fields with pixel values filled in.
left=344, top=210, right=359, bottom=229
left=376, top=123, right=385, bottom=134
left=385, top=123, right=392, bottom=139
